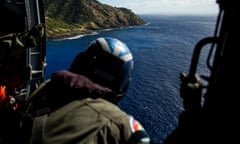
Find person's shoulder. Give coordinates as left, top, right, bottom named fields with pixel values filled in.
left=70, top=98, right=151, bottom=144
left=86, top=98, right=127, bottom=115
left=90, top=98, right=151, bottom=144
left=82, top=98, right=129, bottom=122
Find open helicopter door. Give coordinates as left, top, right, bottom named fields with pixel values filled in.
left=24, top=0, right=46, bottom=101
left=0, top=0, right=46, bottom=109
left=164, top=0, right=239, bottom=143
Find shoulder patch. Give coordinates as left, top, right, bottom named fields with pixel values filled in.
left=129, top=116, right=145, bottom=132
left=129, top=116, right=150, bottom=143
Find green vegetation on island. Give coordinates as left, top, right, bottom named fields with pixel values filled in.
left=45, top=0, right=146, bottom=39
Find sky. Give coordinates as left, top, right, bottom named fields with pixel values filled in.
left=98, top=0, right=219, bottom=15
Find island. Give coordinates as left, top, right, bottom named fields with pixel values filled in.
left=45, top=0, right=146, bottom=39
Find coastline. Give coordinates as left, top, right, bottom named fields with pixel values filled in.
left=46, top=27, right=117, bottom=40
left=46, top=23, right=147, bottom=41
left=46, top=29, right=95, bottom=40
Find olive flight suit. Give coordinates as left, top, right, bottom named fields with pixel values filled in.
left=29, top=70, right=150, bottom=144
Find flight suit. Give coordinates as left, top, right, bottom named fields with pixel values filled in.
left=29, top=70, right=150, bottom=144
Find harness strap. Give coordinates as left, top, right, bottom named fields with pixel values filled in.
left=0, top=24, right=44, bottom=64
left=0, top=24, right=44, bottom=49
left=29, top=114, right=47, bottom=144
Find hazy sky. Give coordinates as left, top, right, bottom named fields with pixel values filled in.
left=98, top=0, right=219, bottom=15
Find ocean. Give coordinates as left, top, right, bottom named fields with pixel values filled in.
left=45, top=15, right=217, bottom=144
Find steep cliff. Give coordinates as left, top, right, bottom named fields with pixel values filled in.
left=45, top=0, right=146, bottom=39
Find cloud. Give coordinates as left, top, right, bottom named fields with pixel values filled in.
left=127, top=0, right=218, bottom=14
left=99, top=0, right=218, bottom=15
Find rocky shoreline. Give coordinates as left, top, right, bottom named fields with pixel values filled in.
left=46, top=24, right=145, bottom=40
left=46, top=29, right=94, bottom=40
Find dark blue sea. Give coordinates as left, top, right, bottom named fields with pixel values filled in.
left=46, top=15, right=217, bottom=144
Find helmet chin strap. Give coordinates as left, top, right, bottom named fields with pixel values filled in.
left=116, top=92, right=125, bottom=103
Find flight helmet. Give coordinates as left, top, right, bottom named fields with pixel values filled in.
left=70, top=37, right=134, bottom=96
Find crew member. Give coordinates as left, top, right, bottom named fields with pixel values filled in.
left=28, top=37, right=151, bottom=144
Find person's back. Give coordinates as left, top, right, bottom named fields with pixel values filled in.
left=28, top=37, right=151, bottom=144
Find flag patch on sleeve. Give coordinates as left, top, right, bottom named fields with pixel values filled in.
left=129, top=116, right=150, bottom=143
left=129, top=116, right=145, bottom=132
